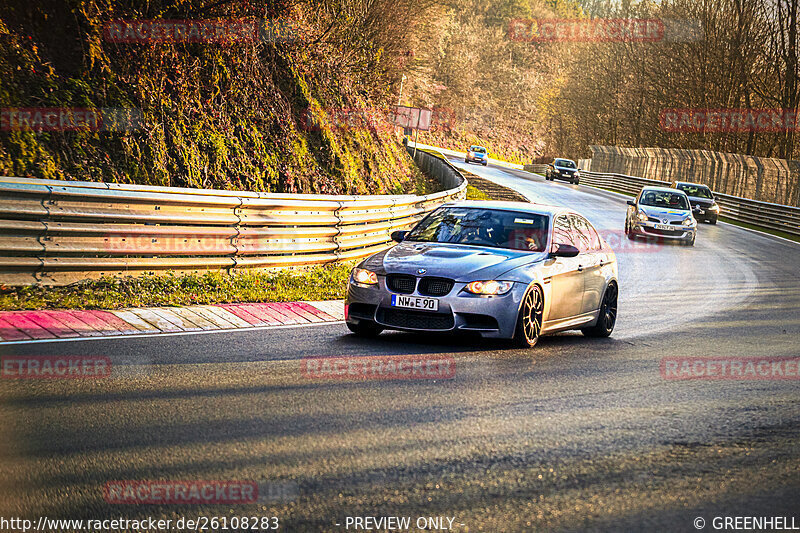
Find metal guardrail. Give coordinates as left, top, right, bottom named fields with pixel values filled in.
left=523, top=164, right=550, bottom=174
left=0, top=149, right=466, bottom=286
left=576, top=171, right=800, bottom=238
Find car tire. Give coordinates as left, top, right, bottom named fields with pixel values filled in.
left=710, top=218, right=717, bottom=225
left=625, top=221, right=636, bottom=240
left=482, top=161, right=487, bottom=166
left=514, top=284, right=544, bottom=348
left=346, top=321, right=384, bottom=337
left=573, top=179, right=580, bottom=185
left=582, top=282, right=618, bottom=338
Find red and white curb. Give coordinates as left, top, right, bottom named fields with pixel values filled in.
left=0, top=300, right=344, bottom=342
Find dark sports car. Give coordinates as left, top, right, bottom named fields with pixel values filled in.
left=545, top=158, right=580, bottom=184
left=671, top=181, right=720, bottom=224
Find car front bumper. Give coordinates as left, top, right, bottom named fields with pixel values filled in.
left=552, top=172, right=577, bottom=181
left=630, top=221, right=696, bottom=241
left=345, top=280, right=528, bottom=339
left=692, top=208, right=719, bottom=221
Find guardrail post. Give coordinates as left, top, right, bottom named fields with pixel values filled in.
left=229, top=196, right=244, bottom=273
left=33, top=184, right=54, bottom=285
left=332, top=200, right=344, bottom=264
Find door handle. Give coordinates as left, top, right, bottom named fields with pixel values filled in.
left=577, top=265, right=584, bottom=272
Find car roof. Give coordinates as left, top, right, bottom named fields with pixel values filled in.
left=554, top=158, right=575, bottom=163
left=640, top=186, right=688, bottom=194
left=441, top=200, right=576, bottom=217
left=673, top=181, right=710, bottom=188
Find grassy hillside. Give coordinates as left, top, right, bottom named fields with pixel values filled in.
left=0, top=0, right=431, bottom=194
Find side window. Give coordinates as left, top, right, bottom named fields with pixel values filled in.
left=569, top=215, right=590, bottom=252
left=552, top=215, right=574, bottom=249
left=583, top=219, right=603, bottom=251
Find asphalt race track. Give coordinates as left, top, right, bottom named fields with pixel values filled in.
left=1, top=163, right=799, bottom=532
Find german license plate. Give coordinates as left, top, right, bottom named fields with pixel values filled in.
left=391, top=294, right=439, bottom=312
left=654, top=224, right=672, bottom=230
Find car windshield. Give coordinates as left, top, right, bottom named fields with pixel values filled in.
left=405, top=207, right=549, bottom=252
left=555, top=159, right=576, bottom=168
left=470, top=146, right=487, bottom=154
left=639, top=190, right=690, bottom=210
left=677, top=184, right=713, bottom=199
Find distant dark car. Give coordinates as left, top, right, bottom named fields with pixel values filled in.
left=465, top=145, right=488, bottom=166
left=545, top=158, right=580, bottom=184
left=670, top=181, right=720, bottom=224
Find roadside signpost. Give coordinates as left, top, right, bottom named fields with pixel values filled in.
left=390, top=106, right=432, bottom=157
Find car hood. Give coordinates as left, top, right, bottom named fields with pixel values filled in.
left=639, top=205, right=692, bottom=220
left=360, top=242, right=548, bottom=281
left=554, top=166, right=575, bottom=172
left=687, top=195, right=715, bottom=205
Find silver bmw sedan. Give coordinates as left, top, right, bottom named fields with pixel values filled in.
left=345, top=201, right=619, bottom=347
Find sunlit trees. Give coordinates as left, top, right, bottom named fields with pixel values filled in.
left=411, top=0, right=799, bottom=161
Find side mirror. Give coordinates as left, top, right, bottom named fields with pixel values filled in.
left=550, top=243, right=580, bottom=258
left=391, top=230, right=409, bottom=243
left=627, top=200, right=636, bottom=207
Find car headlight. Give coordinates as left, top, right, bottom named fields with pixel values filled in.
left=709, top=204, right=720, bottom=211
left=683, top=217, right=695, bottom=226
left=464, top=280, right=514, bottom=295
left=636, top=210, right=648, bottom=222
left=352, top=268, right=378, bottom=285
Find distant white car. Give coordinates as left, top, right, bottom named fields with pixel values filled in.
left=625, top=187, right=697, bottom=246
